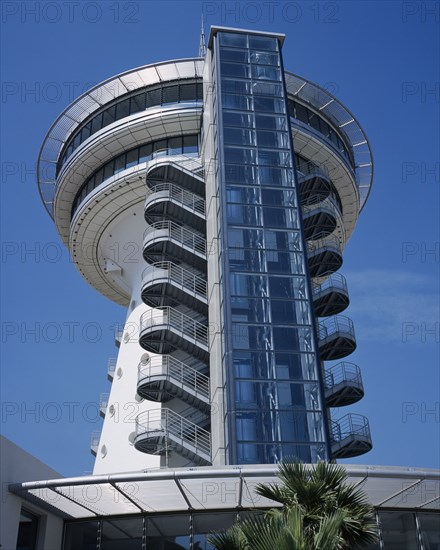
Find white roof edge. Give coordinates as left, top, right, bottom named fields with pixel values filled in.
left=10, top=464, right=440, bottom=491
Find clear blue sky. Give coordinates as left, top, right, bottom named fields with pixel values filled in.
left=1, top=1, right=439, bottom=477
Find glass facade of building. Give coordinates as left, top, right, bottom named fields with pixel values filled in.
left=63, top=510, right=440, bottom=550
left=210, top=30, right=329, bottom=465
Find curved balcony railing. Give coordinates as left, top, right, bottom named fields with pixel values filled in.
left=297, top=161, right=329, bottom=180
left=147, top=152, right=204, bottom=179
left=141, top=262, right=207, bottom=312
left=301, top=195, right=342, bottom=241
left=297, top=163, right=332, bottom=203
left=312, top=273, right=349, bottom=317
left=90, top=431, right=101, bottom=457
left=145, top=181, right=205, bottom=219
left=99, top=393, right=109, bottom=417
left=139, top=307, right=209, bottom=357
left=134, top=408, right=211, bottom=465
left=137, top=355, right=210, bottom=410
left=318, top=315, right=356, bottom=361
left=107, top=358, right=116, bottom=381
left=115, top=327, right=123, bottom=348
left=307, top=236, right=343, bottom=278
left=143, top=221, right=206, bottom=261
left=330, top=413, right=372, bottom=459
left=324, top=362, right=364, bottom=407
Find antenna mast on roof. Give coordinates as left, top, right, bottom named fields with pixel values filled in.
left=199, top=15, right=206, bottom=58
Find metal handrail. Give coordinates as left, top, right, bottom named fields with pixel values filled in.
left=318, top=315, right=355, bottom=341
left=307, top=235, right=342, bottom=254
left=100, top=393, right=109, bottom=410
left=142, top=262, right=207, bottom=300
left=107, top=358, right=117, bottom=379
left=143, top=221, right=206, bottom=256
left=296, top=161, right=329, bottom=180
left=145, top=153, right=204, bottom=179
left=138, top=355, right=210, bottom=400
left=90, top=431, right=101, bottom=450
left=301, top=194, right=342, bottom=217
left=324, top=362, right=362, bottom=389
left=145, top=181, right=205, bottom=217
left=312, top=273, right=348, bottom=296
left=139, top=307, right=209, bottom=348
left=330, top=413, right=371, bottom=443
left=135, top=408, right=211, bottom=457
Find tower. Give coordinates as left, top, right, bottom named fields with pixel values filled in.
left=37, top=26, right=373, bottom=475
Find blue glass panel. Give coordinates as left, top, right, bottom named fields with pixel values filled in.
left=220, top=62, right=250, bottom=79
left=221, top=49, right=249, bottom=63
left=250, top=51, right=279, bottom=65
left=219, top=32, right=248, bottom=48
left=249, top=35, right=277, bottom=51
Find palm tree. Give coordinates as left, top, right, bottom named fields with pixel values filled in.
left=208, top=461, right=378, bottom=550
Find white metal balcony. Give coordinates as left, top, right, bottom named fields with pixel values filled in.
left=318, top=315, right=356, bottom=361
left=143, top=221, right=206, bottom=270
left=144, top=181, right=206, bottom=232
left=115, top=327, right=123, bottom=348
left=99, top=393, right=109, bottom=418
left=307, top=236, right=343, bottom=278
left=297, top=163, right=332, bottom=204
left=330, top=413, right=372, bottom=459
left=324, top=362, right=364, bottom=407
left=134, top=408, right=211, bottom=465
left=312, top=272, right=349, bottom=317
left=107, top=358, right=116, bottom=381
left=301, top=195, right=341, bottom=241
left=140, top=261, right=207, bottom=314
left=137, top=355, right=210, bottom=412
left=90, top=431, right=101, bottom=457
left=146, top=154, right=205, bottom=194
left=139, top=307, right=209, bottom=360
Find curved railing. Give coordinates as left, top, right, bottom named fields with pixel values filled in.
left=140, top=307, right=209, bottom=349
left=138, top=355, right=210, bottom=403
left=313, top=273, right=348, bottom=297
left=143, top=221, right=206, bottom=257
left=312, top=273, right=349, bottom=317
left=307, top=236, right=343, bottom=278
left=330, top=413, right=372, bottom=458
left=90, top=431, right=101, bottom=456
left=99, top=393, right=109, bottom=417
left=318, top=315, right=356, bottom=361
left=324, top=362, right=362, bottom=390
left=145, top=182, right=205, bottom=218
left=135, top=408, right=211, bottom=464
left=107, top=358, right=116, bottom=381
left=141, top=262, right=207, bottom=302
left=307, top=235, right=342, bottom=253
left=146, top=152, right=205, bottom=182
left=302, top=196, right=342, bottom=240
left=301, top=193, right=341, bottom=216
left=297, top=160, right=330, bottom=180
left=115, top=327, right=123, bottom=348
left=318, top=315, right=355, bottom=341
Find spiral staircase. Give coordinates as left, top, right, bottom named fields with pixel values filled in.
left=135, top=155, right=211, bottom=465
left=299, top=162, right=372, bottom=459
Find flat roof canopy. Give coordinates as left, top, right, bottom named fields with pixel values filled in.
left=9, top=464, right=439, bottom=520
